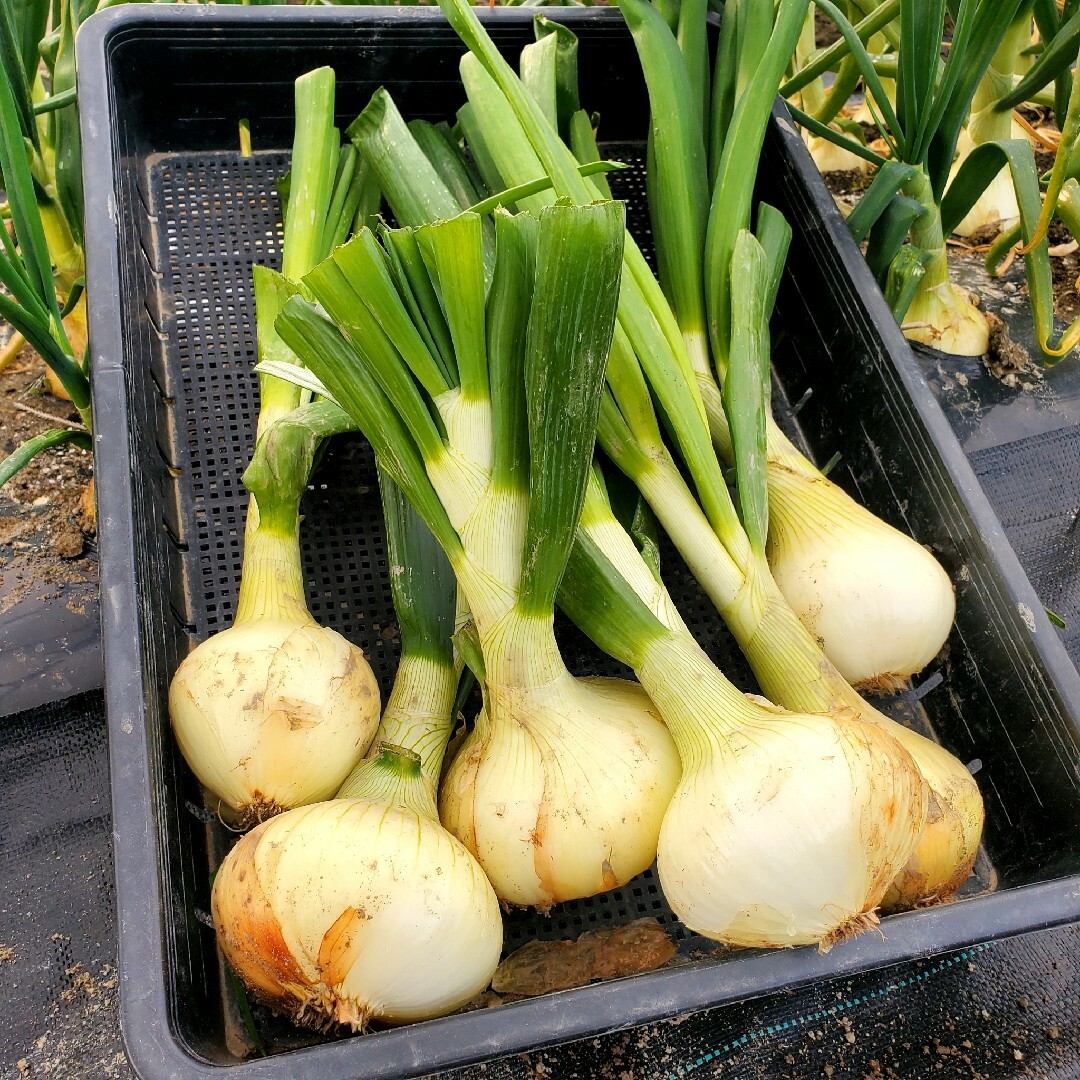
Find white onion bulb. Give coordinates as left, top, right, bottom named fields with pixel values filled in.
left=638, top=637, right=927, bottom=949
left=767, top=466, right=956, bottom=691
left=807, top=132, right=870, bottom=175
left=212, top=777, right=503, bottom=1030
left=169, top=527, right=380, bottom=825
left=440, top=667, right=681, bottom=910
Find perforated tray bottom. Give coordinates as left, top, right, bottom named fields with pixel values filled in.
left=148, top=148, right=990, bottom=1050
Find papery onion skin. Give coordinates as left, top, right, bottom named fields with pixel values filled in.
left=657, top=708, right=926, bottom=949
left=212, top=797, right=503, bottom=1029
left=169, top=619, right=380, bottom=825
left=902, top=280, right=990, bottom=357
left=439, top=673, right=681, bottom=910
left=877, top=728, right=984, bottom=911
left=767, top=466, right=956, bottom=691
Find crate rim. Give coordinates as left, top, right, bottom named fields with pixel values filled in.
left=78, top=7, right=1080, bottom=1080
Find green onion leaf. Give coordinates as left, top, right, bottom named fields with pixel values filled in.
left=0, top=427, right=91, bottom=490
left=517, top=201, right=626, bottom=617
left=722, top=231, right=772, bottom=556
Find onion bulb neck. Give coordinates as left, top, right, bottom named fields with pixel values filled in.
left=232, top=518, right=314, bottom=628
left=338, top=652, right=459, bottom=806
left=901, top=168, right=989, bottom=356
left=338, top=743, right=438, bottom=821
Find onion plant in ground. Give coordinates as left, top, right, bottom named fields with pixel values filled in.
left=783, top=0, right=1080, bottom=362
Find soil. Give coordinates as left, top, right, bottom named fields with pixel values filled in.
left=10, top=958, right=131, bottom=1079
left=815, top=9, right=842, bottom=48
left=0, top=331, right=96, bottom=614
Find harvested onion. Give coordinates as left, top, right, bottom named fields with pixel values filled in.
left=212, top=750, right=503, bottom=1030
left=169, top=402, right=380, bottom=826
left=766, top=442, right=956, bottom=691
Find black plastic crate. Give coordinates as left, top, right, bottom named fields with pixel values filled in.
left=78, top=7, right=1080, bottom=1079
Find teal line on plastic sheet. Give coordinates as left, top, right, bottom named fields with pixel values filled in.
left=666, top=941, right=997, bottom=1079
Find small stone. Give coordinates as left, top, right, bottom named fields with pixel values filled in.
left=1047, top=1028, right=1060, bottom=1040
left=845, top=1032, right=856, bottom=1044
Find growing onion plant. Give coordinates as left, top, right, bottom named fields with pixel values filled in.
left=1, top=0, right=86, bottom=382
left=0, top=12, right=90, bottom=486
left=784, top=0, right=1080, bottom=362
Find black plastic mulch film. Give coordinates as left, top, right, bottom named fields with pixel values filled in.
left=78, top=8, right=1080, bottom=1080
left=970, top=427, right=1080, bottom=660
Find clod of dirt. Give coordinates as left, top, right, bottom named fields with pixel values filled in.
left=983, top=313, right=1042, bottom=390
left=490, top=918, right=678, bottom=997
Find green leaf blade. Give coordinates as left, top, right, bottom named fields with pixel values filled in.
left=517, top=201, right=626, bottom=617
left=722, top=231, right=772, bottom=555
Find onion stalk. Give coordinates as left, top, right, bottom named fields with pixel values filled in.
left=794, top=9, right=871, bottom=174
left=624, top=0, right=956, bottom=686
left=338, top=469, right=460, bottom=806
left=428, top=0, right=954, bottom=694
left=213, top=465, right=502, bottom=1030
left=168, top=69, right=380, bottom=826
left=276, top=202, right=681, bottom=911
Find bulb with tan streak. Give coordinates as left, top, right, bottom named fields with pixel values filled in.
left=439, top=614, right=681, bottom=910
left=433, top=476, right=681, bottom=911
left=875, top=721, right=983, bottom=910
left=626, top=631, right=926, bottom=950
left=723, top=566, right=983, bottom=912
left=212, top=784, right=503, bottom=1030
